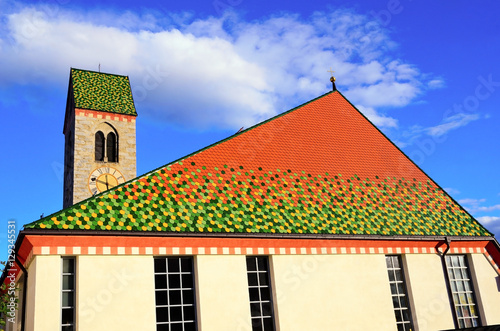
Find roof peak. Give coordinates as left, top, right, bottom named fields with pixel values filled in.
left=71, top=67, right=130, bottom=79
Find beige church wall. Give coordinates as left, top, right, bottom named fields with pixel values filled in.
left=72, top=112, right=136, bottom=204
left=272, top=254, right=396, bottom=331
left=77, top=255, right=156, bottom=330
left=196, top=255, right=252, bottom=331
left=404, top=254, right=455, bottom=331
left=469, top=253, right=500, bottom=325
left=26, top=255, right=61, bottom=331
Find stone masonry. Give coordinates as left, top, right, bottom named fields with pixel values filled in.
left=64, top=109, right=136, bottom=207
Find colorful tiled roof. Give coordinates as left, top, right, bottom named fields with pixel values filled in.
left=71, top=68, right=137, bottom=116
left=25, top=91, right=492, bottom=237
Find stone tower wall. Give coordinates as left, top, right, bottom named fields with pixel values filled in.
left=63, top=109, right=75, bottom=208
left=71, top=109, right=136, bottom=205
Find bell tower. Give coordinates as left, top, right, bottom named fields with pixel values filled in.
left=63, top=68, right=138, bottom=208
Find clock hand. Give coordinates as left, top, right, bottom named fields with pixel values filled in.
left=94, top=179, right=108, bottom=185
left=105, top=175, right=109, bottom=190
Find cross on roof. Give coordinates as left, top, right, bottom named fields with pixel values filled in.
left=327, top=67, right=337, bottom=91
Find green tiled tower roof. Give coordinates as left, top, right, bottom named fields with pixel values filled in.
left=25, top=91, right=492, bottom=237
left=71, top=68, right=137, bottom=116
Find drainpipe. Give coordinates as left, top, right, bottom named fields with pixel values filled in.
left=441, top=237, right=451, bottom=256
left=14, top=256, right=27, bottom=331
left=439, top=237, right=458, bottom=329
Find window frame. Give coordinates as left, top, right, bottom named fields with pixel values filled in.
left=385, top=255, right=414, bottom=331
left=154, top=256, right=197, bottom=331
left=61, top=257, right=76, bottom=331
left=445, top=254, right=481, bottom=328
left=246, top=256, right=276, bottom=331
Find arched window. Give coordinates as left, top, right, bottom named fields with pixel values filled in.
left=94, top=123, right=119, bottom=163
left=95, top=131, right=105, bottom=161
left=107, top=132, right=118, bottom=162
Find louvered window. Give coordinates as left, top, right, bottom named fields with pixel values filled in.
left=106, top=132, right=117, bottom=162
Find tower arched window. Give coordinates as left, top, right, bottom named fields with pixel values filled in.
left=95, top=131, right=105, bottom=161
left=94, top=124, right=119, bottom=163
left=107, top=132, right=118, bottom=162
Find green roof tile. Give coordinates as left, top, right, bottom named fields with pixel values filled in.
left=24, top=163, right=490, bottom=237
left=71, top=68, right=137, bottom=116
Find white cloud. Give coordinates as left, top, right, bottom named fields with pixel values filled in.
left=428, top=79, right=445, bottom=89
left=426, top=113, right=480, bottom=137
left=476, top=216, right=500, bottom=225
left=0, top=6, right=440, bottom=129
left=458, top=198, right=486, bottom=206
left=458, top=198, right=500, bottom=214
left=476, top=204, right=500, bottom=213
left=398, top=112, right=482, bottom=147
left=346, top=80, right=420, bottom=108
left=355, top=105, right=398, bottom=128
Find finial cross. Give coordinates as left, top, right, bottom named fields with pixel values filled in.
left=327, top=67, right=335, bottom=77
left=327, top=67, right=337, bottom=91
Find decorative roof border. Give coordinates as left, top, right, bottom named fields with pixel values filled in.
left=75, top=108, right=136, bottom=123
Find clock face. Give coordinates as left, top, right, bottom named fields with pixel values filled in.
left=88, top=166, right=125, bottom=195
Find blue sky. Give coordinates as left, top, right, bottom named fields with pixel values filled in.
left=1, top=0, right=499, bottom=261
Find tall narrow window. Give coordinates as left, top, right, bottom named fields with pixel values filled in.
left=106, top=132, right=117, bottom=162
left=95, top=131, right=104, bottom=161
left=246, top=256, right=275, bottom=331
left=445, top=255, right=481, bottom=328
left=154, top=257, right=196, bottom=331
left=62, top=257, right=75, bottom=331
left=386, top=255, right=414, bottom=331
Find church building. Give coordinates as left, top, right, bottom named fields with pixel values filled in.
left=2, top=68, right=500, bottom=331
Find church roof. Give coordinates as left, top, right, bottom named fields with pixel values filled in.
left=70, top=68, right=137, bottom=116
left=25, top=91, right=491, bottom=237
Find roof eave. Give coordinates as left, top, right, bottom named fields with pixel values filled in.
left=17, top=228, right=497, bottom=242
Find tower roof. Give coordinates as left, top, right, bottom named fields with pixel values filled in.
left=70, top=68, right=137, bottom=116
left=26, top=91, right=492, bottom=237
